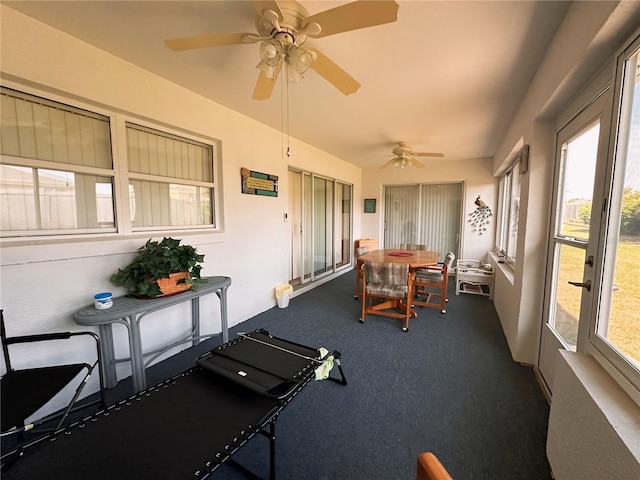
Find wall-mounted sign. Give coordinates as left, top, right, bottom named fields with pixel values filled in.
left=241, top=168, right=278, bottom=197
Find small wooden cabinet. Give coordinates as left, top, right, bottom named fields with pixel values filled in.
left=355, top=238, right=379, bottom=252
left=455, top=259, right=494, bottom=299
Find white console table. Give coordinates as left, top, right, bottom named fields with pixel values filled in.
left=455, top=260, right=494, bottom=299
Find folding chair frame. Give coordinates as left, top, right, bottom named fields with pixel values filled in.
left=1, top=310, right=106, bottom=468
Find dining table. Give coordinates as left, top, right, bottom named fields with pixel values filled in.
left=358, top=248, right=440, bottom=268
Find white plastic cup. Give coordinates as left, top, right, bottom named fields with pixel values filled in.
left=94, top=292, right=113, bottom=310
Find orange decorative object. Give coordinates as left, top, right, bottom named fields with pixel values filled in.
left=156, top=272, right=192, bottom=297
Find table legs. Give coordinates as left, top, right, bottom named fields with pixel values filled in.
left=217, top=285, right=230, bottom=343
left=191, top=298, right=200, bottom=348
left=97, top=285, right=231, bottom=393
left=128, top=313, right=147, bottom=392
left=98, top=324, right=118, bottom=389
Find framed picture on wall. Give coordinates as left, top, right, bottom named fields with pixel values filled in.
left=364, top=198, right=376, bottom=213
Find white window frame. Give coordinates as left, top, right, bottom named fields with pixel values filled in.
left=495, top=157, right=521, bottom=265
left=585, top=31, right=640, bottom=396
left=0, top=85, right=220, bottom=241
left=0, top=87, right=117, bottom=237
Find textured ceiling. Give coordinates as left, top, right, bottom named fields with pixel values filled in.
left=3, top=1, right=572, bottom=168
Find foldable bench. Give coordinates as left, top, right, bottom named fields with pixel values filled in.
left=1, top=329, right=346, bottom=480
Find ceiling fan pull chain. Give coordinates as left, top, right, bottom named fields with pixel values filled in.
left=286, top=68, right=291, bottom=157
left=280, top=63, right=285, bottom=157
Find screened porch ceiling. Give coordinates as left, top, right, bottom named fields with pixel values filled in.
left=2, top=1, right=594, bottom=168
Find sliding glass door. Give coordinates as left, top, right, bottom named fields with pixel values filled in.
left=289, top=169, right=352, bottom=286
left=383, top=183, right=462, bottom=260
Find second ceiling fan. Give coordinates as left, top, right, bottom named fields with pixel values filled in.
left=164, top=1, right=399, bottom=100
left=380, top=142, right=445, bottom=169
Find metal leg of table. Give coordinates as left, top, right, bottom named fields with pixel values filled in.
left=191, top=298, right=200, bottom=348
left=128, top=314, right=147, bottom=393
left=98, top=324, right=118, bottom=389
left=217, top=285, right=230, bottom=343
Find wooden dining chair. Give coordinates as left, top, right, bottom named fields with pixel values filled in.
left=359, top=261, right=416, bottom=332
left=354, top=246, right=369, bottom=300
left=417, top=452, right=454, bottom=480
left=413, top=252, right=456, bottom=313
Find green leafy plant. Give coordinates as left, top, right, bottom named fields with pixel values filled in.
left=111, top=237, right=205, bottom=297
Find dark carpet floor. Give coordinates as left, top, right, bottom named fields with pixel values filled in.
left=4, top=270, right=552, bottom=479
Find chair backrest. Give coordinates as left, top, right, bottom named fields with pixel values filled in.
left=443, top=252, right=456, bottom=272
left=355, top=246, right=369, bottom=257
left=400, top=243, right=428, bottom=250
left=364, top=261, right=410, bottom=286
left=417, top=452, right=453, bottom=480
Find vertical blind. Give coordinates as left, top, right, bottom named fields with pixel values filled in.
left=384, top=185, right=420, bottom=246
left=126, top=124, right=212, bottom=182
left=1, top=89, right=112, bottom=168
left=420, top=183, right=462, bottom=258
left=384, top=183, right=462, bottom=260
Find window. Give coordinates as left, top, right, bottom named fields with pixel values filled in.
left=496, top=156, right=521, bottom=264
left=590, top=35, right=640, bottom=387
left=0, top=88, right=115, bottom=235
left=126, top=123, right=215, bottom=230
left=0, top=87, right=218, bottom=238
left=547, top=120, right=601, bottom=351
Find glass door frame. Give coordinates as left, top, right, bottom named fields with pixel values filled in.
left=289, top=168, right=353, bottom=287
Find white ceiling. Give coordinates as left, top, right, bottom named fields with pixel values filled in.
left=4, top=0, right=573, bottom=168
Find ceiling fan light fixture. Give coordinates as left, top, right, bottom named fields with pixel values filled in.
left=288, top=45, right=316, bottom=74
left=287, top=64, right=303, bottom=83
left=393, top=157, right=411, bottom=168
left=259, top=39, right=283, bottom=65
left=257, top=60, right=276, bottom=79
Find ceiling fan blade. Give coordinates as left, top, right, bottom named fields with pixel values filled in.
left=414, top=152, right=445, bottom=158
left=379, top=159, right=397, bottom=169
left=164, top=32, right=251, bottom=51
left=307, top=48, right=361, bottom=96
left=305, top=0, right=399, bottom=38
left=253, top=0, right=283, bottom=20
left=252, top=63, right=282, bottom=100
left=412, top=158, right=425, bottom=168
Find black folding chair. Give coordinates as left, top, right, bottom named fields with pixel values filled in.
left=1, top=309, right=105, bottom=466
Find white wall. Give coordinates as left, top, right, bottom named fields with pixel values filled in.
left=547, top=351, right=640, bottom=480
left=0, top=6, right=361, bottom=407
left=361, top=157, right=496, bottom=261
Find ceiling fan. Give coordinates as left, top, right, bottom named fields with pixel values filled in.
left=164, top=1, right=399, bottom=100
left=380, top=142, right=445, bottom=169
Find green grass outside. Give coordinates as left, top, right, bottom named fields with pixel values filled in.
left=555, top=224, right=639, bottom=366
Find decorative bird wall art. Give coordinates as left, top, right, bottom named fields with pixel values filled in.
left=469, top=196, right=492, bottom=235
